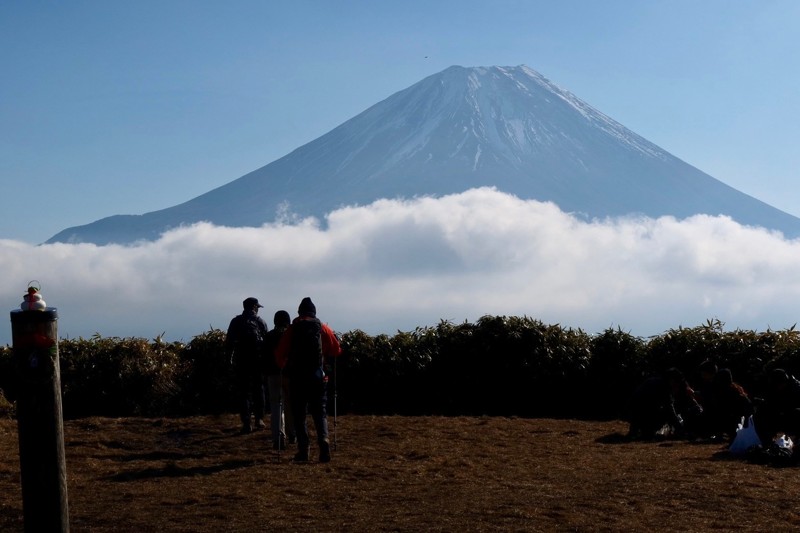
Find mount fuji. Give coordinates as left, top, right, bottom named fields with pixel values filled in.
left=47, top=65, right=800, bottom=244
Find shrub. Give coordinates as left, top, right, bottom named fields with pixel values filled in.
left=426, top=316, right=591, bottom=417
left=59, top=334, right=184, bottom=418
left=5, top=316, right=800, bottom=420
left=587, top=327, right=646, bottom=419
left=339, top=327, right=435, bottom=415
left=0, top=389, right=14, bottom=418
left=0, top=345, right=12, bottom=402
left=176, top=328, right=235, bottom=415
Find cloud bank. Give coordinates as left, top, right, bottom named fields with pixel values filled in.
left=2, top=187, right=800, bottom=346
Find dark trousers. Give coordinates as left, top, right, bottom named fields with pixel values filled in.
left=290, top=372, right=328, bottom=449
left=237, top=370, right=265, bottom=426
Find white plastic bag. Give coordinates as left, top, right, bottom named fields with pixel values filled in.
left=729, top=415, right=761, bottom=456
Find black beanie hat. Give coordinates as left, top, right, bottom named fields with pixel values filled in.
left=298, top=297, right=316, bottom=316
left=273, top=310, right=291, bottom=327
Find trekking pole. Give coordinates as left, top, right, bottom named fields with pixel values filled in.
left=277, top=370, right=282, bottom=463
left=333, top=354, right=338, bottom=451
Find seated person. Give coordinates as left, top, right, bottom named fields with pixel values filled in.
left=701, top=368, right=753, bottom=442
left=756, top=368, right=800, bottom=442
left=628, top=368, right=700, bottom=439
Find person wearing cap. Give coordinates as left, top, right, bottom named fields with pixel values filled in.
left=263, top=309, right=296, bottom=450
left=225, top=297, right=270, bottom=434
left=276, top=297, right=342, bottom=463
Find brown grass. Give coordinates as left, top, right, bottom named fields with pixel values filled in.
left=1, top=415, right=798, bottom=532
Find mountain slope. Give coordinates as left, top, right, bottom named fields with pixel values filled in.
left=47, top=65, right=800, bottom=244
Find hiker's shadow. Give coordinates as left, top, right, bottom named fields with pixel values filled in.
left=595, top=432, right=680, bottom=445
left=107, top=458, right=261, bottom=482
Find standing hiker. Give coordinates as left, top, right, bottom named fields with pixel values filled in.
left=264, top=309, right=295, bottom=450
left=276, top=297, right=342, bottom=463
left=225, top=297, right=269, bottom=434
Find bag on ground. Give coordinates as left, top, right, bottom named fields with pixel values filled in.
left=729, top=415, right=762, bottom=456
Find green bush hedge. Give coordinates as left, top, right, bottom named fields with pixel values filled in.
left=2, top=317, right=799, bottom=419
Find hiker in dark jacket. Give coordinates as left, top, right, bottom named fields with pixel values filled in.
left=276, top=297, right=342, bottom=463
left=263, top=309, right=295, bottom=450
left=702, top=368, right=753, bottom=441
left=627, top=368, right=700, bottom=440
left=225, top=297, right=269, bottom=434
left=693, top=359, right=718, bottom=412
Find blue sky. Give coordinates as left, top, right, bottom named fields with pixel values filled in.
left=2, top=1, right=799, bottom=244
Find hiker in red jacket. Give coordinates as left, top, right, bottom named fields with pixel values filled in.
left=276, top=297, right=342, bottom=463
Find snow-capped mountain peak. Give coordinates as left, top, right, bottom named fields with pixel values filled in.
left=47, top=65, right=800, bottom=244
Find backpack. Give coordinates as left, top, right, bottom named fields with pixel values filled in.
left=262, top=326, right=286, bottom=375
left=746, top=443, right=797, bottom=467
left=287, top=317, right=323, bottom=378
left=237, top=314, right=266, bottom=352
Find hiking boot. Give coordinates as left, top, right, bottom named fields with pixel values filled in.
left=293, top=449, right=309, bottom=463
left=254, top=419, right=266, bottom=430
left=319, top=440, right=331, bottom=463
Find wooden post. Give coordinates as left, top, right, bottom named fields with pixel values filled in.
left=10, top=308, right=69, bottom=533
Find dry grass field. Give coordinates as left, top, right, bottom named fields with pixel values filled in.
left=1, top=415, right=799, bottom=532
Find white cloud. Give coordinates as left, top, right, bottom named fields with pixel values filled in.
left=2, top=187, right=800, bottom=346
